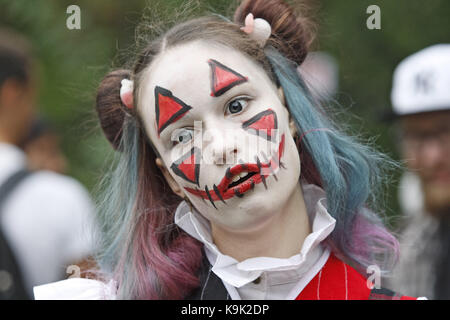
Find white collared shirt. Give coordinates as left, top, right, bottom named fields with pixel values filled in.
left=174, top=183, right=336, bottom=300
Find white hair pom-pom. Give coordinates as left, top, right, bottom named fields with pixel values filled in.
left=240, top=13, right=272, bottom=47
left=120, top=79, right=134, bottom=109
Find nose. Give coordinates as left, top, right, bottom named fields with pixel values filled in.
left=420, top=140, right=444, bottom=169
left=204, top=127, right=239, bottom=166
left=212, top=143, right=238, bottom=165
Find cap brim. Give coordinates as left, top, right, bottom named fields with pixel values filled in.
left=380, top=107, right=450, bottom=123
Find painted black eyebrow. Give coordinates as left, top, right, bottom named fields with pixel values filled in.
left=208, top=59, right=248, bottom=97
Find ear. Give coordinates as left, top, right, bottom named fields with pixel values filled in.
left=278, top=87, right=298, bottom=138
left=155, top=157, right=186, bottom=198
left=277, top=87, right=286, bottom=106
left=289, top=117, right=298, bottom=138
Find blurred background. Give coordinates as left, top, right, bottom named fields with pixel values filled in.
left=1, top=0, right=449, bottom=227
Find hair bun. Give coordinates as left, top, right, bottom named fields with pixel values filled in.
left=96, top=69, right=132, bottom=150
left=234, top=0, right=315, bottom=65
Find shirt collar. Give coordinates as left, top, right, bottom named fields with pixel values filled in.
left=174, top=182, right=336, bottom=288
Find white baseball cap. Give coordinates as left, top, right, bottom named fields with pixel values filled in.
left=391, top=44, right=450, bottom=116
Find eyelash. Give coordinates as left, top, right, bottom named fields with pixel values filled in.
left=224, top=96, right=252, bottom=116
left=171, top=128, right=194, bottom=147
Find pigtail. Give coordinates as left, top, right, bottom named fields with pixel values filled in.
left=234, top=0, right=316, bottom=65
left=96, top=69, right=134, bottom=151
left=95, top=68, right=204, bottom=299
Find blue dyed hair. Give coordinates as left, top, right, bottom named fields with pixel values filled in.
left=265, top=46, right=399, bottom=272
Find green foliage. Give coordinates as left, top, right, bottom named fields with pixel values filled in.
left=1, top=0, right=448, bottom=225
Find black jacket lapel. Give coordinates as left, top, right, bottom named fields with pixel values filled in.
left=185, top=250, right=230, bottom=300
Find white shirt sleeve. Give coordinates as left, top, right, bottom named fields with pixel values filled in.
left=34, top=278, right=117, bottom=300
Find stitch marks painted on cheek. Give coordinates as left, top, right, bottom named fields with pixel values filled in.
left=208, top=59, right=248, bottom=97
left=183, top=134, right=286, bottom=206
left=155, top=86, right=192, bottom=136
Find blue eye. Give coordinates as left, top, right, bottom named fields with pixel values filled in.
left=226, top=98, right=249, bottom=115
left=171, top=128, right=193, bottom=146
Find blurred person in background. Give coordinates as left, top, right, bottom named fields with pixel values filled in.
left=0, top=28, right=96, bottom=299
left=389, top=44, right=450, bottom=299
left=19, top=117, right=68, bottom=174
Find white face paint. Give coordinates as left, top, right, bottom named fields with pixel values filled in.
left=139, top=40, right=302, bottom=231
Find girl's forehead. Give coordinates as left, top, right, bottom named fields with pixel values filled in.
left=143, top=41, right=264, bottom=92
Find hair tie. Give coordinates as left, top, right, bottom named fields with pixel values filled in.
left=240, top=13, right=272, bottom=47
left=120, top=79, right=134, bottom=109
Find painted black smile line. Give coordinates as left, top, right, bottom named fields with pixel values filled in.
left=203, top=156, right=286, bottom=209
left=187, top=140, right=287, bottom=210
left=227, top=172, right=257, bottom=189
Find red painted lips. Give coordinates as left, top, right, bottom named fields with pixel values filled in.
left=184, top=134, right=285, bottom=205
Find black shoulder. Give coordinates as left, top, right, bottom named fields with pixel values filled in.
left=369, top=287, right=417, bottom=300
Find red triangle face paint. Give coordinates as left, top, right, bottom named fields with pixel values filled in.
left=155, top=86, right=192, bottom=135
left=242, top=109, right=278, bottom=141
left=208, top=59, right=248, bottom=97
left=170, top=147, right=201, bottom=187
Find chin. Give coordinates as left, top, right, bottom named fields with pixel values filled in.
left=217, top=186, right=290, bottom=230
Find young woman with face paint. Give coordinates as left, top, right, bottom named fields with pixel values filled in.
left=34, top=0, right=422, bottom=300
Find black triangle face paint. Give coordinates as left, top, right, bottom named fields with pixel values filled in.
left=155, top=86, right=192, bottom=136
left=242, top=109, right=278, bottom=142
left=208, top=59, right=248, bottom=97
left=170, top=147, right=201, bottom=187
